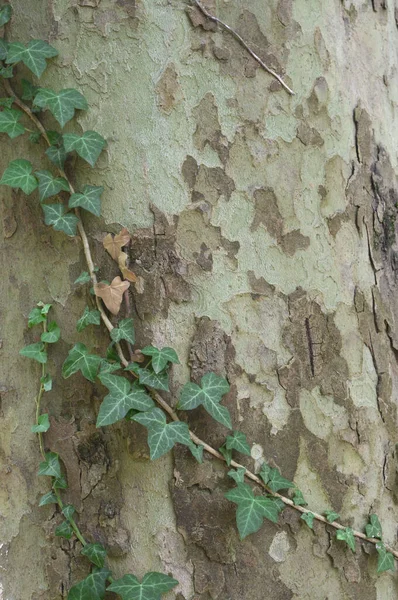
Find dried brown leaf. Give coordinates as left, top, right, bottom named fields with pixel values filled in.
left=118, top=252, right=137, bottom=282
left=94, top=276, right=130, bottom=315
left=103, top=227, right=131, bottom=261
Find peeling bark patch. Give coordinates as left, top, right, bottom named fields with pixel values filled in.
left=296, top=122, right=324, bottom=147
left=156, top=63, right=181, bottom=114
left=251, top=187, right=283, bottom=237
left=193, top=93, right=229, bottom=163
left=280, top=230, right=310, bottom=255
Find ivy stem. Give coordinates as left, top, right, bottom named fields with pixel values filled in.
left=5, top=84, right=397, bottom=561
left=53, top=488, right=87, bottom=548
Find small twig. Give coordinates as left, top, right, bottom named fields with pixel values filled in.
left=191, top=0, right=295, bottom=96
left=8, top=84, right=398, bottom=561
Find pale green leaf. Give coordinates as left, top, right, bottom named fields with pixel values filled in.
left=62, top=342, right=102, bottom=382
left=336, top=527, right=356, bottom=552
left=0, top=4, right=12, bottom=27
left=141, top=346, right=179, bottom=374
left=42, top=203, right=79, bottom=236
left=376, top=543, right=395, bottom=573
left=110, top=318, right=135, bottom=345
left=63, top=130, right=106, bottom=167
left=35, top=169, right=69, bottom=200
left=179, top=372, right=231, bottom=429
left=69, top=185, right=103, bottom=216
left=28, top=306, right=46, bottom=327
left=136, top=366, right=169, bottom=392
left=324, top=510, right=340, bottom=524
left=97, top=374, right=154, bottom=427
left=301, top=512, right=315, bottom=529
left=41, top=373, right=53, bottom=391
left=6, top=39, right=58, bottom=78
left=0, top=159, right=38, bottom=194
left=132, top=408, right=192, bottom=460
left=225, top=483, right=282, bottom=539
left=226, top=431, right=251, bottom=456
left=38, top=452, right=61, bottom=478
left=20, top=342, right=47, bottom=363
left=77, top=307, right=101, bottom=332
left=228, top=467, right=246, bottom=484
left=45, top=143, right=66, bottom=168
left=188, top=442, right=204, bottom=463
left=41, top=321, right=60, bottom=343
left=39, top=491, right=57, bottom=506
left=81, top=543, right=107, bottom=569
left=266, top=466, right=294, bottom=493
left=75, top=271, right=91, bottom=285
left=62, top=504, right=75, bottom=520
left=219, top=443, right=232, bottom=466
left=31, top=413, right=50, bottom=433
left=292, top=489, right=307, bottom=506
left=68, top=570, right=109, bottom=600
left=0, top=107, right=25, bottom=138
left=107, top=571, right=179, bottom=600
left=366, top=514, right=382, bottom=539
left=34, top=87, right=87, bottom=128
left=55, top=520, right=73, bottom=539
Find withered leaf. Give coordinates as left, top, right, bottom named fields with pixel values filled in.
left=118, top=252, right=137, bottom=282
left=103, top=227, right=130, bottom=261
left=94, top=276, right=130, bottom=315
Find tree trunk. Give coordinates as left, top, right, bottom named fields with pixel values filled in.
left=1, top=0, right=398, bottom=598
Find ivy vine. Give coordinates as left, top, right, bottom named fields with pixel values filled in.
left=1, top=3, right=396, bottom=598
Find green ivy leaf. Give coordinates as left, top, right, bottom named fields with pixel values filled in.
left=38, top=451, right=61, bottom=478
left=53, top=475, right=68, bottom=489
left=0, top=39, right=7, bottom=61
left=301, top=512, right=315, bottom=530
left=20, top=342, right=47, bottom=364
left=77, top=307, right=101, bottom=332
left=63, top=130, right=106, bottom=167
left=29, top=131, right=41, bottom=143
left=225, top=483, right=283, bottom=539
left=107, top=572, right=179, bottom=600
left=68, top=569, right=109, bottom=600
left=6, top=39, right=58, bottom=78
left=292, top=489, right=307, bottom=506
left=38, top=491, right=57, bottom=506
left=0, top=159, right=38, bottom=194
left=35, top=169, right=69, bottom=200
left=365, top=514, right=382, bottom=539
left=266, top=466, right=294, bottom=493
left=324, top=510, right=340, bottom=524
left=0, top=107, right=25, bottom=138
left=0, top=4, right=11, bottom=27
left=188, top=442, right=204, bottom=463
left=97, top=373, right=154, bottom=427
left=41, top=320, right=60, bottom=343
left=259, top=463, right=271, bottom=485
left=219, top=443, right=232, bottom=466
left=69, top=185, right=103, bottom=216
left=99, top=359, right=121, bottom=375
left=132, top=407, right=192, bottom=460
left=62, top=342, right=102, bottom=382
left=75, top=271, right=92, bottom=285
left=0, top=96, right=13, bottom=108
left=31, top=413, right=50, bottom=433
left=42, top=203, right=79, bottom=237
left=45, top=143, right=67, bottom=169
left=0, top=64, right=12, bottom=78
left=178, top=373, right=231, bottom=429
left=141, top=346, right=179, bottom=374
left=226, top=431, right=251, bottom=456
left=135, top=366, right=169, bottom=392
left=38, top=302, right=52, bottom=315
left=376, top=543, right=395, bottom=573
left=110, top=318, right=135, bottom=345
left=28, top=306, right=46, bottom=327
left=81, top=543, right=107, bottom=569
left=228, top=467, right=246, bottom=484
left=41, top=373, right=53, bottom=391
left=21, top=78, right=39, bottom=100
left=33, top=87, right=88, bottom=128
left=55, top=520, right=73, bottom=540
left=62, top=504, right=75, bottom=520
left=336, top=527, right=356, bottom=552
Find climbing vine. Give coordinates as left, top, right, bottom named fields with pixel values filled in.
left=1, top=2, right=396, bottom=597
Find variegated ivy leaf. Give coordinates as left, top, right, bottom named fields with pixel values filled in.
left=107, top=572, right=179, bottom=600
left=324, top=510, right=340, bottom=524
left=0, top=107, right=25, bottom=138
left=63, top=130, right=106, bottom=167
left=178, top=372, right=231, bottom=429
left=0, top=4, right=12, bottom=27
left=62, top=342, right=102, bottom=382
left=41, top=321, right=60, bottom=343
left=226, top=431, right=251, bottom=456
left=336, top=527, right=355, bottom=552
left=365, top=514, right=382, bottom=539
left=38, top=491, right=57, bottom=506
left=97, top=373, right=154, bottom=427
left=55, top=520, right=73, bottom=539
left=132, top=407, right=192, bottom=460
left=33, top=87, right=88, bottom=128
left=135, top=366, right=169, bottom=392
left=225, top=482, right=283, bottom=539
left=38, top=451, right=61, bottom=478
left=0, top=159, right=38, bottom=194
left=110, top=318, right=135, bottom=345
left=69, top=185, right=103, bottom=216
left=35, top=169, right=69, bottom=201
left=31, top=413, right=50, bottom=433
left=76, top=306, right=101, bottom=332
left=259, top=462, right=294, bottom=493
left=376, top=543, right=395, bottom=573
left=20, top=342, right=47, bottom=364
left=42, top=203, right=79, bottom=237
left=68, top=569, right=110, bottom=600
left=81, top=543, right=107, bottom=569
left=228, top=467, right=246, bottom=484
left=301, top=512, right=315, bottom=530
left=141, top=346, right=180, bottom=374
left=6, top=39, right=58, bottom=78
left=292, top=489, right=307, bottom=507
left=45, top=143, right=67, bottom=169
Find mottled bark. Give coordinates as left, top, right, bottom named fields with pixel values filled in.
left=1, top=0, right=398, bottom=598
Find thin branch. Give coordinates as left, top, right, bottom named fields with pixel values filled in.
left=8, top=84, right=398, bottom=561
left=190, top=0, right=295, bottom=96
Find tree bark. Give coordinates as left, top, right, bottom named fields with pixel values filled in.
left=1, top=0, right=398, bottom=598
